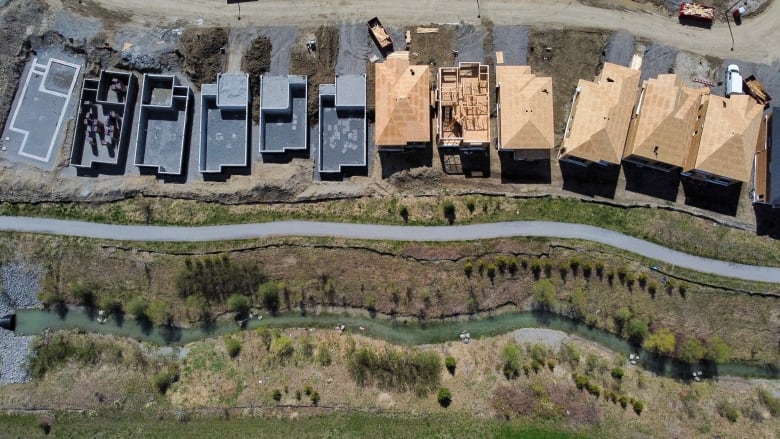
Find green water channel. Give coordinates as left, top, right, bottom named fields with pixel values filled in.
left=14, top=308, right=779, bottom=380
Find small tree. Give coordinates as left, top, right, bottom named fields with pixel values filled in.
left=486, top=263, right=497, bottom=282
left=147, top=300, right=171, bottom=326
left=532, top=279, right=557, bottom=311
left=466, top=199, right=476, bottom=214
left=445, top=356, right=457, bottom=375
left=463, top=260, right=473, bottom=278
left=98, top=295, right=123, bottom=315
left=437, top=387, right=452, bottom=408
left=501, top=343, right=521, bottom=379
left=704, top=336, right=731, bottom=363
left=71, top=281, right=97, bottom=307
left=627, top=318, right=649, bottom=344
left=227, top=294, right=250, bottom=316
left=310, top=391, right=320, bottom=406
left=632, top=399, right=645, bottom=415
left=507, top=257, right=519, bottom=276
left=582, top=262, right=592, bottom=279
left=643, top=328, right=676, bottom=356
left=611, top=367, right=624, bottom=380
left=271, top=389, right=282, bottom=402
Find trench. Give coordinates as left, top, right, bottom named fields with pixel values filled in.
left=12, top=307, right=779, bottom=380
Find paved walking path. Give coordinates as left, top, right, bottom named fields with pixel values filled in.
left=0, top=216, right=778, bottom=283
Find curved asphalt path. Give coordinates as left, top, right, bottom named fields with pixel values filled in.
left=0, top=216, right=778, bottom=283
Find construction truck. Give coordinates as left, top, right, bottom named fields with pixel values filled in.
left=743, top=75, right=772, bottom=107
left=368, top=17, right=394, bottom=55
left=679, top=2, right=716, bottom=25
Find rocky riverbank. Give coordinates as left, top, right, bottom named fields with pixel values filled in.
left=0, top=261, right=41, bottom=385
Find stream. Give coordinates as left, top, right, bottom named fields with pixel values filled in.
left=13, top=308, right=779, bottom=380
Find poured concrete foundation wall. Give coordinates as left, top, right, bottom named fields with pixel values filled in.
left=70, top=71, right=137, bottom=169
left=198, top=73, right=250, bottom=174
left=259, top=75, right=308, bottom=153
left=134, top=74, right=192, bottom=175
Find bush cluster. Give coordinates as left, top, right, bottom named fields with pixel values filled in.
left=175, top=255, right=265, bottom=303
left=348, top=346, right=441, bottom=395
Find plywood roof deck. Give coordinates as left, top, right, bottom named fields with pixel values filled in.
left=624, top=74, right=709, bottom=167
left=496, top=66, right=554, bottom=151
left=560, top=62, right=640, bottom=164
left=374, top=52, right=431, bottom=148
left=685, top=94, right=764, bottom=182
left=437, top=62, right=490, bottom=146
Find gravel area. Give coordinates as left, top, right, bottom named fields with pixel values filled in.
left=511, top=328, right=569, bottom=349
left=640, top=43, right=677, bottom=81
left=336, top=21, right=369, bottom=75
left=0, top=261, right=41, bottom=386
left=259, top=26, right=298, bottom=75
left=53, top=11, right=102, bottom=43
left=493, top=25, right=528, bottom=65
left=455, top=23, right=486, bottom=62
left=0, top=329, right=32, bottom=385
left=604, top=31, right=635, bottom=67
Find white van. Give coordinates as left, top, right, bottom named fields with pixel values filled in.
left=725, top=64, right=743, bottom=97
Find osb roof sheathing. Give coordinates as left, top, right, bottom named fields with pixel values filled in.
left=624, top=74, right=709, bottom=167
left=496, top=66, right=554, bottom=151
left=374, top=52, right=431, bottom=147
left=687, top=94, right=764, bottom=182
left=560, top=63, right=640, bottom=164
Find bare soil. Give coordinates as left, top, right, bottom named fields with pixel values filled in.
left=404, top=24, right=457, bottom=88
left=527, top=28, right=609, bottom=141
left=177, top=27, right=229, bottom=90
left=241, top=35, right=272, bottom=122
left=290, top=26, right=339, bottom=125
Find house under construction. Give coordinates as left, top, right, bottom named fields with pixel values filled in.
left=436, top=62, right=490, bottom=151
left=683, top=94, right=764, bottom=185
left=374, top=52, right=431, bottom=151
left=495, top=65, right=554, bottom=161
left=623, top=74, right=709, bottom=172
left=559, top=62, right=640, bottom=167
left=753, top=108, right=776, bottom=208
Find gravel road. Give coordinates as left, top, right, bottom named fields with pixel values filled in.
left=511, top=328, right=569, bottom=349
left=0, top=217, right=777, bottom=283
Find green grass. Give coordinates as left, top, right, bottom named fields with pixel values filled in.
left=0, top=412, right=596, bottom=439
left=1, top=195, right=777, bottom=268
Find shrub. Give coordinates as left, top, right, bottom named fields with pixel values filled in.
left=643, top=328, right=676, bottom=356
left=152, top=368, right=179, bottom=395
left=310, top=391, right=320, bottom=406
left=71, top=281, right=98, bottom=306
left=437, top=387, right=452, bottom=408
left=147, top=300, right=171, bottom=326
left=466, top=199, right=476, bottom=213
left=258, top=282, right=279, bottom=313
left=226, top=338, right=242, bottom=358
left=295, top=390, right=302, bottom=401
left=611, top=367, right=624, bottom=380
left=175, top=256, right=265, bottom=302
left=530, top=259, right=542, bottom=275
left=445, top=356, right=457, bottom=375
left=619, top=395, right=629, bottom=409
left=271, top=389, right=282, bottom=402
left=486, top=263, right=497, bottom=281
left=532, top=279, right=557, bottom=311
left=442, top=200, right=456, bottom=223
left=303, top=385, right=312, bottom=396
left=582, top=262, right=592, bottom=278
left=559, top=342, right=581, bottom=367
left=632, top=399, right=645, bottom=415
left=569, top=288, right=586, bottom=317
left=704, top=336, right=731, bottom=363
left=127, top=297, right=148, bottom=320
left=569, top=258, right=580, bottom=273
left=477, top=259, right=486, bottom=276
left=573, top=374, right=588, bottom=390
left=595, top=261, right=605, bottom=276
left=616, top=265, right=628, bottom=281
left=647, top=281, right=659, bottom=295
left=399, top=205, right=409, bottom=222
left=758, top=388, right=780, bottom=417
left=496, top=256, right=508, bottom=273
left=227, top=294, right=250, bottom=316
left=463, top=260, right=473, bottom=278
left=98, top=295, right=123, bottom=315
left=624, top=272, right=636, bottom=287
left=315, top=344, right=332, bottom=366
left=38, top=291, right=63, bottom=310
left=558, top=261, right=568, bottom=278
left=678, top=337, right=705, bottom=364
left=507, top=257, right=519, bottom=275
left=678, top=282, right=688, bottom=296
left=348, top=346, right=441, bottom=395
left=637, top=273, right=648, bottom=287
left=270, top=336, right=294, bottom=360
left=501, top=343, right=521, bottom=379
left=717, top=401, right=739, bottom=423
left=627, top=319, right=649, bottom=344
left=546, top=359, right=556, bottom=371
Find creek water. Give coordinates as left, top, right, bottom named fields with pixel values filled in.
left=13, top=308, right=778, bottom=380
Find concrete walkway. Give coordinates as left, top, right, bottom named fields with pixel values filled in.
left=0, top=216, right=778, bottom=283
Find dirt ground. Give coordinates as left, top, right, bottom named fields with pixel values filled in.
left=241, top=35, right=272, bottom=122
left=404, top=25, right=457, bottom=88
left=290, top=26, right=339, bottom=125
left=527, top=29, right=609, bottom=140
left=177, top=27, right=228, bottom=90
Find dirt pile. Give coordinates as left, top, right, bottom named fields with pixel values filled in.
left=0, top=0, right=48, bottom=135
left=177, top=27, right=228, bottom=89
left=528, top=29, right=608, bottom=140
left=290, top=25, right=339, bottom=125
left=242, top=35, right=272, bottom=122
